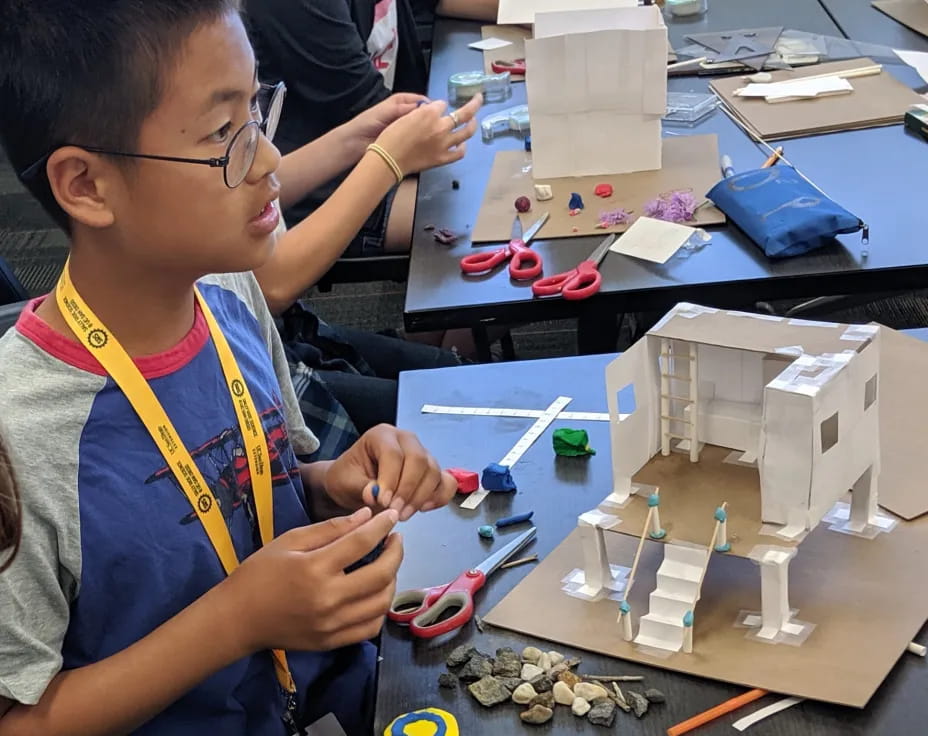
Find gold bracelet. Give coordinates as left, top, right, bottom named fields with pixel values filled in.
left=365, top=143, right=403, bottom=184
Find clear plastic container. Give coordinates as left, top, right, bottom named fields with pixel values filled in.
left=665, top=0, right=708, bottom=18
left=663, top=92, right=719, bottom=125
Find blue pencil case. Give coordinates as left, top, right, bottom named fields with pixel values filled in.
left=706, top=166, right=867, bottom=258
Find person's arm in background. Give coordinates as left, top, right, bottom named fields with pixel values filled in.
left=435, top=0, right=499, bottom=22
left=256, top=95, right=482, bottom=315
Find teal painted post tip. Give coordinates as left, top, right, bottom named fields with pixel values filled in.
left=647, top=493, right=660, bottom=507
left=714, top=507, right=727, bottom=522
left=683, top=611, right=694, bottom=627
left=619, top=600, right=631, bottom=614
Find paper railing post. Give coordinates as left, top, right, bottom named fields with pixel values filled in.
left=524, top=5, right=667, bottom=179
left=758, top=548, right=796, bottom=640
left=578, top=513, right=614, bottom=597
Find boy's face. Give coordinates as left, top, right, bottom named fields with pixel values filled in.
left=105, top=12, right=281, bottom=276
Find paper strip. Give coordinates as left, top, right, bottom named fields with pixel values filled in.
left=468, top=37, right=512, bottom=51
left=421, top=404, right=609, bottom=421
left=733, top=696, right=804, bottom=731
left=459, top=488, right=490, bottom=511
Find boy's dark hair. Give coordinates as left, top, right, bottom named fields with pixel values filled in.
left=0, top=433, right=20, bottom=573
left=0, top=0, right=242, bottom=233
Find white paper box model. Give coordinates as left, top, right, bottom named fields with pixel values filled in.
left=577, top=303, right=886, bottom=651
left=524, top=6, right=668, bottom=179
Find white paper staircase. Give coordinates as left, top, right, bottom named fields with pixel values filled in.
left=634, top=544, right=709, bottom=652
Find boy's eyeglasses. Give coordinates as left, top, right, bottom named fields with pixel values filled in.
left=19, top=81, right=286, bottom=189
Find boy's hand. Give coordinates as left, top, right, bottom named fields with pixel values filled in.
left=372, top=94, right=482, bottom=176
left=325, top=425, right=457, bottom=521
left=225, top=508, right=403, bottom=653
left=343, top=93, right=427, bottom=155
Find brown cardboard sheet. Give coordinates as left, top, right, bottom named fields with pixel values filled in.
left=484, top=513, right=928, bottom=707
left=471, top=135, right=725, bottom=243
left=711, top=58, right=924, bottom=140
left=480, top=25, right=529, bottom=81
left=872, top=0, right=928, bottom=38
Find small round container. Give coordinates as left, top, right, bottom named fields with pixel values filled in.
left=665, top=0, right=707, bottom=18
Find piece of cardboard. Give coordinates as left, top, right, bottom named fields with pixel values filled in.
left=525, top=7, right=667, bottom=179
left=873, top=0, right=928, bottom=38
left=471, top=135, right=726, bottom=242
left=484, top=511, right=928, bottom=707
left=479, top=25, right=529, bottom=81
left=496, top=0, right=636, bottom=27
left=894, top=48, right=928, bottom=85
left=711, top=57, right=925, bottom=140
left=609, top=217, right=696, bottom=264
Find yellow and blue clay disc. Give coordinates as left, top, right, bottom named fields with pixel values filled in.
left=383, top=707, right=459, bottom=736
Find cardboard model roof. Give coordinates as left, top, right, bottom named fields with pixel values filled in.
left=645, top=304, right=925, bottom=520
left=648, top=303, right=875, bottom=357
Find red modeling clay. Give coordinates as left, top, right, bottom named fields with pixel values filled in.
left=447, top=468, right=479, bottom=494
left=594, top=183, right=613, bottom=198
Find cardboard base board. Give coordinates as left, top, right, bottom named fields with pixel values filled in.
left=484, top=512, right=928, bottom=707
left=471, top=135, right=726, bottom=243
left=872, top=0, right=928, bottom=38
left=480, top=25, right=529, bottom=81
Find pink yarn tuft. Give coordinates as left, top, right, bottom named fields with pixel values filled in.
left=596, top=207, right=633, bottom=228
left=643, top=190, right=698, bottom=223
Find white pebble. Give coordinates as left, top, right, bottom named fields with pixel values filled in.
left=571, top=697, right=591, bottom=716
left=574, top=682, right=609, bottom=702
left=520, top=663, right=545, bottom=681
left=547, top=651, right=565, bottom=667
left=553, top=681, right=575, bottom=706
left=537, top=653, right=552, bottom=671
left=521, top=646, right=542, bottom=664
left=512, top=682, right=537, bottom=705
left=748, top=72, right=772, bottom=82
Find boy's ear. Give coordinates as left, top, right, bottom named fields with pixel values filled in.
left=45, top=147, right=119, bottom=229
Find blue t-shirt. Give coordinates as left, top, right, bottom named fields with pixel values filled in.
left=0, top=272, right=373, bottom=734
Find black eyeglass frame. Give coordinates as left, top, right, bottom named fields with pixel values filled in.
left=18, top=81, right=286, bottom=189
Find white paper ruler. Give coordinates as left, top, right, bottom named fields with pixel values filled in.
left=460, top=396, right=573, bottom=510
left=422, top=404, right=609, bottom=422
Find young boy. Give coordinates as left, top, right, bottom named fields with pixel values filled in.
left=0, top=2, right=458, bottom=734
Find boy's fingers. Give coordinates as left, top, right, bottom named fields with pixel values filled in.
left=283, top=507, right=372, bottom=551
left=320, top=509, right=400, bottom=571
left=340, top=532, right=404, bottom=602
left=399, top=459, right=443, bottom=521
left=449, top=119, right=478, bottom=146
left=456, top=93, right=483, bottom=123
left=368, top=432, right=405, bottom=508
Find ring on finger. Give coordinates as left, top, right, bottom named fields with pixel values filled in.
left=448, top=110, right=460, bottom=128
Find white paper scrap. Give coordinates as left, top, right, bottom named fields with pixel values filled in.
left=610, top=216, right=695, bottom=264
left=733, top=696, right=804, bottom=731
left=468, top=37, right=513, bottom=51
left=894, top=48, right=928, bottom=86
left=737, top=77, right=853, bottom=101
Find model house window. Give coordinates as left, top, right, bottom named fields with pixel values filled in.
left=864, top=374, right=877, bottom=411
left=820, top=411, right=839, bottom=453
left=618, top=383, right=637, bottom=421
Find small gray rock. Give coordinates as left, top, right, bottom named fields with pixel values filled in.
left=445, top=645, right=476, bottom=668
left=529, top=674, right=553, bottom=693
left=492, top=647, right=522, bottom=678
left=498, top=677, right=523, bottom=693
left=645, top=688, right=666, bottom=704
left=587, top=697, right=617, bottom=727
left=520, top=704, right=554, bottom=725
left=530, top=691, right=556, bottom=710
left=437, top=672, right=458, bottom=689
left=627, top=690, right=650, bottom=718
left=468, top=676, right=511, bottom=707
left=458, top=654, right=493, bottom=683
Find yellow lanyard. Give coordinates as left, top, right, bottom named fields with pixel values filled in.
left=55, top=262, right=296, bottom=696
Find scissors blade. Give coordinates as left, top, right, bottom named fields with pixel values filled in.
left=474, top=527, right=537, bottom=578
left=510, top=215, right=523, bottom=242
left=521, top=213, right=550, bottom=244
left=589, top=234, right=617, bottom=264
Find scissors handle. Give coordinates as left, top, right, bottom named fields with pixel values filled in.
left=409, top=589, right=476, bottom=638
left=561, top=260, right=602, bottom=300
left=461, top=246, right=509, bottom=274
left=388, top=585, right=446, bottom=624
left=531, top=269, right=575, bottom=297
left=509, top=240, right=543, bottom=280
left=491, top=59, right=526, bottom=75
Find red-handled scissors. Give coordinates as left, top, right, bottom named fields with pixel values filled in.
left=460, top=213, right=548, bottom=280
left=388, top=527, right=536, bottom=638
left=531, top=234, right=615, bottom=300
left=492, top=58, right=526, bottom=75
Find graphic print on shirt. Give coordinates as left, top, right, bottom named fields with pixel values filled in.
left=144, top=401, right=300, bottom=529
left=367, top=0, right=399, bottom=90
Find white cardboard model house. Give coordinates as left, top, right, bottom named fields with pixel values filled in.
left=524, top=5, right=667, bottom=179
left=576, top=303, right=885, bottom=652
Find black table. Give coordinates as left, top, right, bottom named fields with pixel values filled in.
left=819, top=0, right=928, bottom=51
left=374, top=330, right=928, bottom=735
left=405, top=2, right=928, bottom=353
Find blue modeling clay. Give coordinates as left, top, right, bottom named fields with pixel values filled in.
left=481, top=462, right=517, bottom=491
left=568, top=192, right=584, bottom=210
